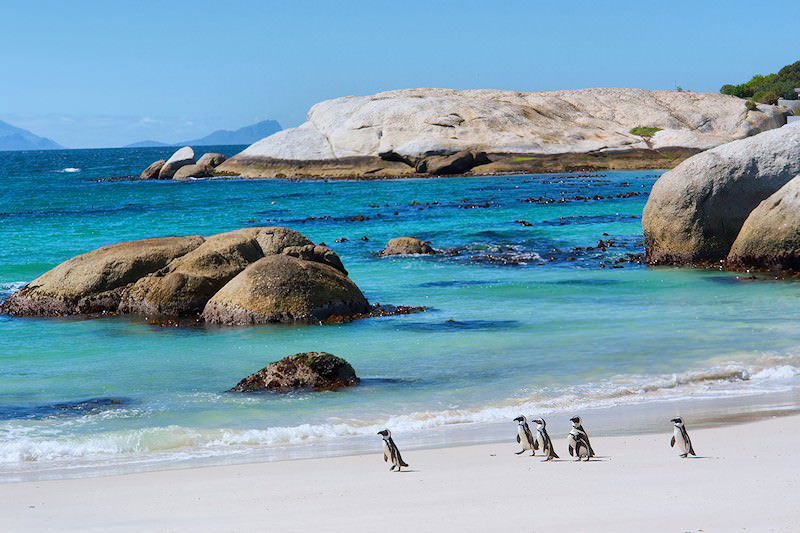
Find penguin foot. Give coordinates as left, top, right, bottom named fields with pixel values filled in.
left=515, top=450, right=525, bottom=455
left=680, top=453, right=688, bottom=458
left=530, top=452, right=536, bottom=457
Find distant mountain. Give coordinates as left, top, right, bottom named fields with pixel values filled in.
left=124, top=120, right=282, bottom=148
left=0, top=120, right=63, bottom=151
left=125, top=140, right=171, bottom=148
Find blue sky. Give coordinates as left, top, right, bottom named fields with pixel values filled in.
left=2, top=0, right=798, bottom=148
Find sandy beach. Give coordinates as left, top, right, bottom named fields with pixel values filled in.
left=1, top=413, right=797, bottom=532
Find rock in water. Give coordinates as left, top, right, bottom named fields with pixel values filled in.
left=196, top=153, right=226, bottom=168
left=0, top=237, right=204, bottom=316
left=202, top=255, right=370, bottom=324
left=281, top=244, right=348, bottom=275
left=229, top=352, right=359, bottom=392
left=728, top=176, right=800, bottom=270
left=642, top=123, right=800, bottom=264
left=173, top=153, right=228, bottom=180
left=159, top=146, right=196, bottom=179
left=0, top=227, right=372, bottom=325
left=215, top=88, right=787, bottom=179
left=380, top=237, right=436, bottom=256
left=139, top=160, right=165, bottom=180
left=120, top=228, right=268, bottom=317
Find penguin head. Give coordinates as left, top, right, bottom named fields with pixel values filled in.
left=570, top=415, right=581, bottom=426
left=377, top=429, right=391, bottom=438
left=533, top=418, right=545, bottom=427
left=670, top=417, right=684, bottom=426
left=513, top=415, right=527, bottom=424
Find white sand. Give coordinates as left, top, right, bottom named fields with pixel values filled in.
left=1, top=414, right=798, bottom=532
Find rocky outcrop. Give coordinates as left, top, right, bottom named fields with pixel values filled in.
left=197, top=153, right=226, bottom=167
left=173, top=153, right=227, bottom=180
left=229, top=352, right=359, bottom=392
left=281, top=244, right=347, bottom=275
left=643, top=123, right=800, bottom=264
left=727, top=176, right=800, bottom=270
left=139, top=160, right=165, bottom=180
left=1, top=227, right=370, bottom=325
left=202, top=255, right=370, bottom=325
left=159, top=146, right=195, bottom=179
left=215, top=88, right=787, bottom=179
left=380, top=238, right=436, bottom=256
left=0, top=237, right=204, bottom=316
left=416, top=150, right=490, bottom=175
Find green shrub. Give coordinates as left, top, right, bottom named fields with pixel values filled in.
left=629, top=126, right=662, bottom=137
left=720, top=60, right=800, bottom=100
left=745, top=100, right=758, bottom=111
left=756, top=91, right=779, bottom=105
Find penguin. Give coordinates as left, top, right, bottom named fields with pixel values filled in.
left=670, top=417, right=696, bottom=458
left=377, top=429, right=408, bottom=471
left=513, top=415, right=536, bottom=456
left=567, top=415, right=595, bottom=461
left=531, top=418, right=559, bottom=461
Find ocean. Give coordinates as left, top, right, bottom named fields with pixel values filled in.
left=1, top=146, right=799, bottom=481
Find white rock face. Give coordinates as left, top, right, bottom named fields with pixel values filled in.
left=231, top=88, right=786, bottom=162
left=643, top=122, right=800, bottom=263
left=159, top=146, right=196, bottom=179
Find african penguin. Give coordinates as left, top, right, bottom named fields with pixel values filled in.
left=670, top=417, right=696, bottom=458
left=513, top=415, right=536, bottom=456
left=532, top=418, right=559, bottom=461
left=377, top=429, right=409, bottom=471
left=567, top=415, right=595, bottom=461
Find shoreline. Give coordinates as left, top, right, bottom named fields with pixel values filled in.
left=2, top=412, right=797, bottom=531
left=3, top=384, right=798, bottom=484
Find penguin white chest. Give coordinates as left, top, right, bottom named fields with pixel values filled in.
left=382, top=440, right=393, bottom=462
left=518, top=426, right=532, bottom=449
left=674, top=427, right=688, bottom=453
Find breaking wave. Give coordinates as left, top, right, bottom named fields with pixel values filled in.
left=1, top=354, right=797, bottom=471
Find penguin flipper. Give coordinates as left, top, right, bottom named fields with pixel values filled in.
left=568, top=444, right=574, bottom=457
left=533, top=439, right=539, bottom=451
left=516, top=434, right=520, bottom=444
left=384, top=453, right=389, bottom=463
left=670, top=436, right=675, bottom=448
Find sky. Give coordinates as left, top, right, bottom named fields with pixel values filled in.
left=1, top=0, right=798, bottom=148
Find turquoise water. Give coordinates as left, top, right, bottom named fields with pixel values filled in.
left=1, top=147, right=799, bottom=480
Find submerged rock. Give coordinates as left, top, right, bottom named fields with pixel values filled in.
left=728, top=176, right=800, bottom=270
left=159, top=146, right=195, bottom=179
left=642, top=123, right=800, bottom=264
left=202, top=255, right=370, bottom=325
left=229, top=352, right=359, bottom=392
left=139, top=160, right=165, bottom=180
left=380, top=237, right=436, bottom=256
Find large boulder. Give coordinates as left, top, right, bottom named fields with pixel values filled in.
left=159, top=146, right=195, bottom=179
left=642, top=123, right=800, bottom=264
left=120, top=229, right=267, bottom=317
left=380, top=237, right=436, bottom=256
left=229, top=352, right=359, bottom=392
left=281, top=244, right=347, bottom=275
left=139, top=160, right=165, bottom=180
left=173, top=163, right=211, bottom=180
left=727, top=175, right=800, bottom=270
left=173, top=153, right=228, bottom=180
left=216, top=88, right=787, bottom=178
left=196, top=153, right=226, bottom=168
left=202, top=255, right=370, bottom=325
left=120, top=227, right=313, bottom=317
left=2, top=226, right=372, bottom=325
left=0, top=237, right=204, bottom=316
